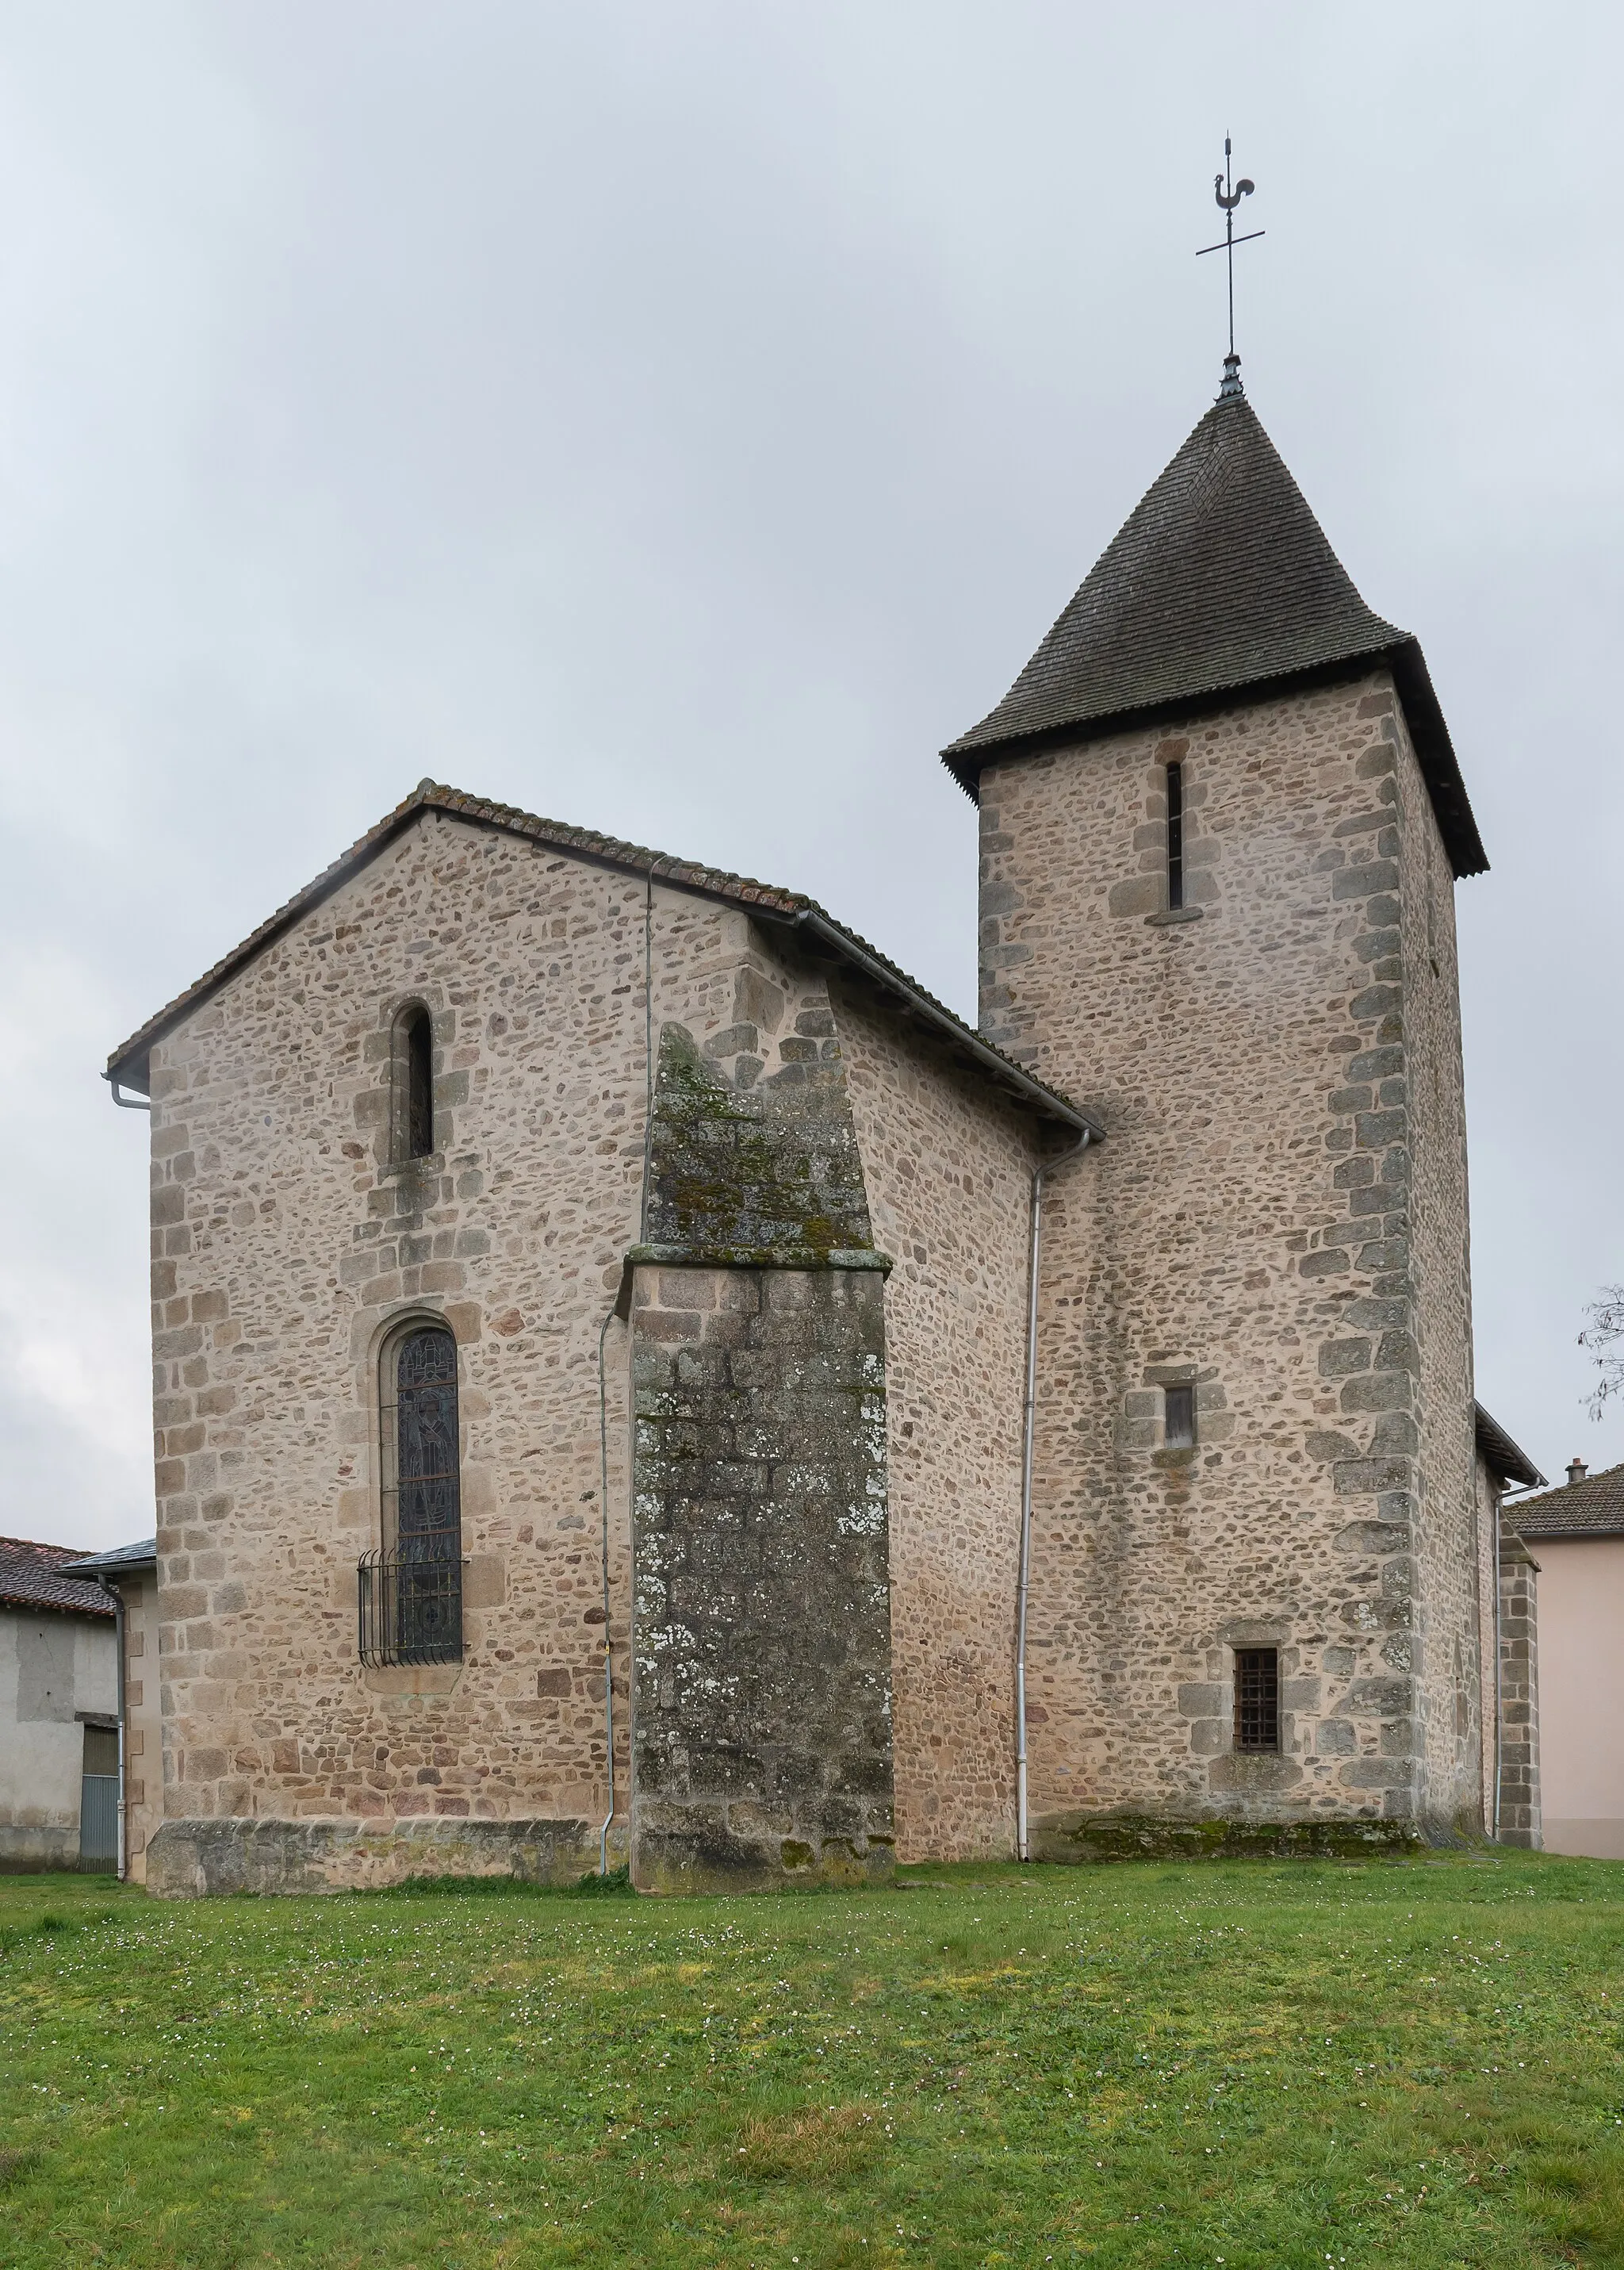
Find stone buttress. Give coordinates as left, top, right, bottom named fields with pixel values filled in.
left=622, top=1022, right=894, bottom=1891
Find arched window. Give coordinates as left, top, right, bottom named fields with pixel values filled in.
left=394, top=1004, right=435, bottom=1161
left=360, top=1322, right=463, bottom=1666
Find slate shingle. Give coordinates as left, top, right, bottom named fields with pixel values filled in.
left=944, top=394, right=1488, bottom=880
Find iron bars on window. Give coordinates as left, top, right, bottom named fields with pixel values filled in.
left=358, top=1543, right=465, bottom=1667
left=1233, top=1646, right=1281, bottom=1752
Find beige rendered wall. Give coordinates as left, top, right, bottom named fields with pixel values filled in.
left=1533, top=1536, right=1624, bottom=1858
left=833, top=976, right=1044, bottom=1861
left=0, top=1608, right=117, bottom=1869
left=978, top=670, right=1479, bottom=1839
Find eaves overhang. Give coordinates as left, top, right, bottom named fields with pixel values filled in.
left=942, top=637, right=1488, bottom=882
left=105, top=784, right=1101, bottom=1141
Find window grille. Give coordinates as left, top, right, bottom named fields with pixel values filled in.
left=1234, top=1647, right=1280, bottom=1752
left=358, top=1546, right=463, bottom=1667
left=364, top=1323, right=463, bottom=1666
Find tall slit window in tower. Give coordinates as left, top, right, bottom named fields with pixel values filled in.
left=1164, top=1379, right=1196, bottom=1448
left=404, top=1007, right=434, bottom=1159
left=1234, top=1647, right=1280, bottom=1752
left=1166, top=761, right=1185, bottom=911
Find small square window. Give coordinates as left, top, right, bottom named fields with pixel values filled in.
left=1234, top=1648, right=1280, bottom=1752
left=1163, top=1381, right=1196, bottom=1448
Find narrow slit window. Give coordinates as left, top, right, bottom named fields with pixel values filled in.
left=1166, top=761, right=1185, bottom=910
left=1164, top=1380, right=1196, bottom=1448
left=404, top=1007, right=434, bottom=1159
left=1234, top=1647, right=1280, bottom=1752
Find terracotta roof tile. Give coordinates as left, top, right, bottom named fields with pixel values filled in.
left=0, top=1536, right=115, bottom=1618
left=1512, top=1460, right=1624, bottom=1539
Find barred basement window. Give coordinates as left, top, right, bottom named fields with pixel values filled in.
left=1234, top=1647, right=1280, bottom=1751
left=1163, top=1380, right=1196, bottom=1449
left=1166, top=760, right=1185, bottom=911
left=361, top=1322, right=464, bottom=1666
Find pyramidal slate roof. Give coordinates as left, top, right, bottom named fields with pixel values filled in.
left=944, top=393, right=1488, bottom=879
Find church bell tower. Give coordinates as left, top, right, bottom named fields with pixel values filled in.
left=946, top=377, right=1492, bottom=1850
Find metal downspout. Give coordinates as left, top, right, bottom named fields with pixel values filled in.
left=597, top=869, right=657, bottom=1876
left=1016, top=1129, right=1092, bottom=1862
left=597, top=1311, right=617, bottom=1876
left=99, top=1575, right=127, bottom=1882
left=1492, top=1484, right=1503, bottom=1841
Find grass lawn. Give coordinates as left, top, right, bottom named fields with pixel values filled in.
left=1, top=1854, right=1622, bottom=2267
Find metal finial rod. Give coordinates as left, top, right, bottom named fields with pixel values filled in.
left=1196, top=133, right=1264, bottom=397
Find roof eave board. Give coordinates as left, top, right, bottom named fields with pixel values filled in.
left=941, top=642, right=1488, bottom=881
left=105, top=790, right=1098, bottom=1138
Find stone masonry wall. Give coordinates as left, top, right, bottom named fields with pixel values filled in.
left=1497, top=1533, right=1541, bottom=1847
left=630, top=1263, right=892, bottom=1891
left=118, top=1573, right=163, bottom=1881
left=977, top=671, right=1479, bottom=1844
left=1473, top=1452, right=1500, bottom=1835
left=626, top=1004, right=894, bottom=1890
left=140, top=808, right=1048, bottom=1892
left=142, top=815, right=711, bottom=1892
left=833, top=978, right=1045, bottom=1862
left=1391, top=694, right=1481, bottom=1828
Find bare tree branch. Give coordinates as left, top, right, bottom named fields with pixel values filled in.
left=1579, top=1284, right=1624, bottom=1421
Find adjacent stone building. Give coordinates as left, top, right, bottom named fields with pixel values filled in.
left=105, top=366, right=1526, bottom=1894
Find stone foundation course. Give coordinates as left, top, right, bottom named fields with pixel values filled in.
left=145, top=1816, right=599, bottom=1897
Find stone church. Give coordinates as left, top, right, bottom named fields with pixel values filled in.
left=104, top=366, right=1541, bottom=1896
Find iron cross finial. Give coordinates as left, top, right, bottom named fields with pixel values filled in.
left=1197, top=134, right=1265, bottom=399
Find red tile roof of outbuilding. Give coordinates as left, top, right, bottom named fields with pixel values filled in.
left=0, top=1536, right=115, bottom=1618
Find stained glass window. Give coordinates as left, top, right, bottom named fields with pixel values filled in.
left=367, top=1324, right=463, bottom=1664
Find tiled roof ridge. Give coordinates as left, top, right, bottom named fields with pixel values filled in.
left=0, top=1534, right=98, bottom=1563
left=105, top=781, right=1096, bottom=1133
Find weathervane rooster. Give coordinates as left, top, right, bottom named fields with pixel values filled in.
left=1197, top=135, right=1264, bottom=398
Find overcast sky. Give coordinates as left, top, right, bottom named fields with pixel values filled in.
left=2, top=2, right=1619, bottom=1551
